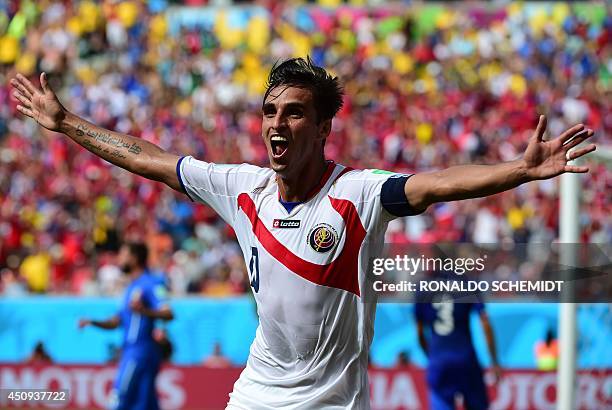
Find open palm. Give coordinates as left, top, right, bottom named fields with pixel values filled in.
left=524, top=115, right=596, bottom=179
left=10, top=72, right=65, bottom=132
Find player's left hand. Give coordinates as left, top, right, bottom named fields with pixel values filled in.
left=153, top=328, right=166, bottom=342
left=523, top=115, right=596, bottom=180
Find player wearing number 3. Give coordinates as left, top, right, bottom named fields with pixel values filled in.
left=11, top=57, right=595, bottom=409
left=416, top=300, right=500, bottom=410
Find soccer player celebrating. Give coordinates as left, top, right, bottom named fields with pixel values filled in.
left=12, top=58, right=595, bottom=409
left=78, top=242, right=174, bottom=410
left=416, top=299, right=500, bottom=410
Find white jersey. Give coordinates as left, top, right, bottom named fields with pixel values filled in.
left=178, top=157, right=403, bottom=409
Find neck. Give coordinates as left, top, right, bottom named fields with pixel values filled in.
left=277, top=156, right=328, bottom=202
left=129, top=267, right=146, bottom=280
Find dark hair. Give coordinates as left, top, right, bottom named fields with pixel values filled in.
left=545, top=329, right=555, bottom=345
left=263, top=56, right=344, bottom=122
left=126, top=242, right=149, bottom=268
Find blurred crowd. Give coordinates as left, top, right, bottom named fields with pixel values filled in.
left=0, top=1, right=610, bottom=296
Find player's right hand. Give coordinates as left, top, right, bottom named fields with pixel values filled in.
left=78, top=318, right=91, bottom=329
left=10, top=72, right=66, bottom=132
left=491, top=364, right=503, bottom=386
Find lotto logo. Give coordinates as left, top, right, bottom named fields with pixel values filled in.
left=273, top=219, right=301, bottom=228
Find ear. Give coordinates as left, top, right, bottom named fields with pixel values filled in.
left=317, top=119, right=332, bottom=140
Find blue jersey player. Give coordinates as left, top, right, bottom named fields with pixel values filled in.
left=79, top=242, right=174, bottom=410
left=415, top=299, right=500, bottom=410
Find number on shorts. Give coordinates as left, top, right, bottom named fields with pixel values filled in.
left=249, top=247, right=260, bottom=293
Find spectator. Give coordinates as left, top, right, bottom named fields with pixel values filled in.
left=27, top=341, right=53, bottom=365
left=534, top=328, right=559, bottom=371
left=0, top=268, right=27, bottom=296
left=0, top=1, right=609, bottom=295
left=397, top=351, right=411, bottom=368
left=203, top=342, right=232, bottom=369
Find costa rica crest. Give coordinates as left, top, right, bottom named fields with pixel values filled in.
left=307, top=223, right=338, bottom=253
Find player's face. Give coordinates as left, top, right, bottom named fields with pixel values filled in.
left=262, top=86, right=329, bottom=177
left=117, top=246, right=134, bottom=274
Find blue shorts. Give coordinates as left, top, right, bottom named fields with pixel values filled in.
left=428, top=365, right=489, bottom=410
left=110, top=355, right=160, bottom=410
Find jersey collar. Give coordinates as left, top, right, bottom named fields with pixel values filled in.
left=277, top=161, right=336, bottom=203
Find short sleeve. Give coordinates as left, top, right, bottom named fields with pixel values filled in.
left=176, top=156, right=271, bottom=225
left=332, top=169, right=414, bottom=233
left=144, top=281, right=169, bottom=310
left=380, top=175, right=423, bottom=217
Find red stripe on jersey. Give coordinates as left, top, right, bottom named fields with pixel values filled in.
left=304, top=161, right=336, bottom=199
left=334, top=166, right=354, bottom=181
left=237, top=193, right=366, bottom=296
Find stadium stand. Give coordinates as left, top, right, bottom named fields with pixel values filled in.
left=0, top=1, right=609, bottom=297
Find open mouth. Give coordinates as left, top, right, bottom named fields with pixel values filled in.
left=270, top=135, right=289, bottom=158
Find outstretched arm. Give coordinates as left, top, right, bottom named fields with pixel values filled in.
left=405, top=116, right=596, bottom=212
left=10, top=73, right=182, bottom=192
left=78, top=315, right=121, bottom=330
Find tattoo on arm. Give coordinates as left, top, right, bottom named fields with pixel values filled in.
left=75, top=123, right=142, bottom=156
left=62, top=114, right=179, bottom=185
left=111, top=150, right=127, bottom=159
